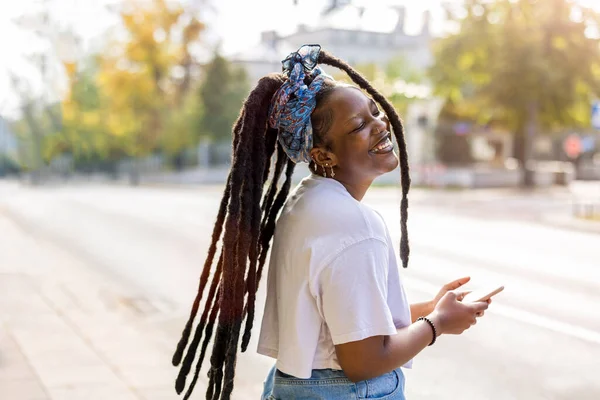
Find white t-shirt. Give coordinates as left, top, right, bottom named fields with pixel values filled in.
left=257, top=174, right=413, bottom=379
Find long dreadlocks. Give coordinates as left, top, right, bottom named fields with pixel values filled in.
left=172, top=49, right=410, bottom=400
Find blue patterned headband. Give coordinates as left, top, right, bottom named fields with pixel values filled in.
left=268, top=44, right=334, bottom=164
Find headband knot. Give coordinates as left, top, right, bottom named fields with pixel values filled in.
left=268, top=44, right=333, bottom=163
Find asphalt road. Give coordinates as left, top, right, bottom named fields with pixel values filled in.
left=1, top=180, right=598, bottom=400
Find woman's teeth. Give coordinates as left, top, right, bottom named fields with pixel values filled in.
left=372, top=137, right=393, bottom=153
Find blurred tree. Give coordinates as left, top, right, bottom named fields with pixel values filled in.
left=337, top=56, right=425, bottom=117
left=384, top=56, right=426, bottom=118
left=385, top=55, right=424, bottom=84
left=434, top=118, right=474, bottom=166
left=45, top=59, right=107, bottom=164
left=161, top=91, right=203, bottom=169
left=197, top=52, right=249, bottom=143
left=97, top=0, right=204, bottom=181
left=9, top=74, right=56, bottom=183
left=11, top=104, right=47, bottom=175
left=430, top=0, right=600, bottom=186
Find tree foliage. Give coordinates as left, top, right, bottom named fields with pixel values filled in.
left=334, top=55, right=426, bottom=118
left=197, top=52, right=249, bottom=142
left=430, top=0, right=600, bottom=177
left=97, top=0, right=204, bottom=157
left=44, top=59, right=108, bottom=163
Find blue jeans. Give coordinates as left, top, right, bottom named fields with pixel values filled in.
left=261, top=366, right=406, bottom=399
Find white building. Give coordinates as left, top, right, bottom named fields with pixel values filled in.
left=230, top=1, right=437, bottom=182
left=231, top=3, right=433, bottom=82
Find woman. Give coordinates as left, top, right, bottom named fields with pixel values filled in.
left=172, top=45, right=489, bottom=400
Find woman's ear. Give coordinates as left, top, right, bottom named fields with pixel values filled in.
left=310, top=147, right=337, bottom=168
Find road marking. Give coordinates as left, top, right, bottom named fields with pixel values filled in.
left=405, top=277, right=600, bottom=346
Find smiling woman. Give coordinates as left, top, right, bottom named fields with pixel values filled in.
left=308, top=85, right=400, bottom=193
left=172, top=44, right=489, bottom=400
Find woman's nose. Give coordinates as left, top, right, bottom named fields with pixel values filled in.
left=371, top=114, right=388, bottom=134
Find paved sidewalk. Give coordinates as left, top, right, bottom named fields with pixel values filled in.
left=539, top=212, right=600, bottom=235
left=0, top=210, right=190, bottom=400
left=409, top=185, right=600, bottom=234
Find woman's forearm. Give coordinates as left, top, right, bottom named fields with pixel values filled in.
left=410, top=301, right=434, bottom=323
left=336, top=315, right=440, bottom=382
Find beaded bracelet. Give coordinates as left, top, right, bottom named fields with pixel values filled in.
left=417, top=316, right=438, bottom=346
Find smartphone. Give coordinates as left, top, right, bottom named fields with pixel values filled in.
left=462, top=285, right=504, bottom=303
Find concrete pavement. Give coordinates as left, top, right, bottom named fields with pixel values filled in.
left=0, top=206, right=184, bottom=399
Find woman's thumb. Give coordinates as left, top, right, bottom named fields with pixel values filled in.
left=454, top=290, right=472, bottom=301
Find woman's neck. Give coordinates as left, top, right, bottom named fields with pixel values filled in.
left=332, top=176, right=372, bottom=202
left=310, top=167, right=373, bottom=202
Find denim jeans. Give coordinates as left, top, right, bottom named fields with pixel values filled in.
left=261, top=366, right=406, bottom=399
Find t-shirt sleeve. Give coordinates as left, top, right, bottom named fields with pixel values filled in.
left=317, top=238, right=397, bottom=345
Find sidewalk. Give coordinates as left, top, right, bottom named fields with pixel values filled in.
left=407, top=184, right=600, bottom=235
left=0, top=210, right=189, bottom=400
left=538, top=212, right=600, bottom=235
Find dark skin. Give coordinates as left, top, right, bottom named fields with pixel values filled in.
left=310, top=86, right=490, bottom=383
left=310, top=86, right=398, bottom=202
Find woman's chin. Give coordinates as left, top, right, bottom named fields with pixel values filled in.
left=378, top=150, right=399, bottom=174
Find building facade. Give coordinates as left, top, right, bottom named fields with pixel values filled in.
left=231, top=4, right=433, bottom=82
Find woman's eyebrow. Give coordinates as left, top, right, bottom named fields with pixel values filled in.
left=344, top=114, right=361, bottom=125
left=345, top=99, right=378, bottom=125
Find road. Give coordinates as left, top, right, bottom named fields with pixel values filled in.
left=1, top=180, right=599, bottom=400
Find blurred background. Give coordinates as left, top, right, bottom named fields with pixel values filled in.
left=1, top=0, right=599, bottom=399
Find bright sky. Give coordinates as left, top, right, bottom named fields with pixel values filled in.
left=1, top=0, right=599, bottom=119
left=0, top=0, right=117, bottom=118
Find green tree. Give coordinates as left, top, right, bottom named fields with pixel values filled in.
left=161, top=90, right=203, bottom=169
left=44, top=59, right=108, bottom=165
left=430, top=0, right=600, bottom=186
left=197, top=52, right=249, bottom=142
left=383, top=56, right=426, bottom=118
left=96, top=0, right=204, bottom=182
left=11, top=104, right=47, bottom=175
left=9, top=73, right=59, bottom=183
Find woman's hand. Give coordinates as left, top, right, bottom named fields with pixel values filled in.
left=410, top=277, right=473, bottom=322
left=429, top=291, right=489, bottom=335
left=430, top=276, right=471, bottom=310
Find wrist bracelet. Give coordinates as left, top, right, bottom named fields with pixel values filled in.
left=417, top=316, right=437, bottom=346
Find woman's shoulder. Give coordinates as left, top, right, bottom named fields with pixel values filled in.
left=288, top=180, right=386, bottom=240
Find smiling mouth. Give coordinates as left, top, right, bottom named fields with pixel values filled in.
left=369, top=132, right=394, bottom=154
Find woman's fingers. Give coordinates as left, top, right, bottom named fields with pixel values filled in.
left=468, top=301, right=489, bottom=314
left=455, top=290, right=472, bottom=301
left=445, top=276, right=471, bottom=291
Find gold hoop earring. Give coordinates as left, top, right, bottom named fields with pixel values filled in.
left=323, top=164, right=328, bottom=177
left=330, top=165, right=335, bottom=178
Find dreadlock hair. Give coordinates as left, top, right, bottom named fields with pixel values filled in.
left=318, top=51, right=411, bottom=268
left=172, top=49, right=410, bottom=400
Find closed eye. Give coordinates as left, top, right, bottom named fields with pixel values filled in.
left=351, top=121, right=365, bottom=133
left=367, top=98, right=380, bottom=115
left=371, top=104, right=381, bottom=116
